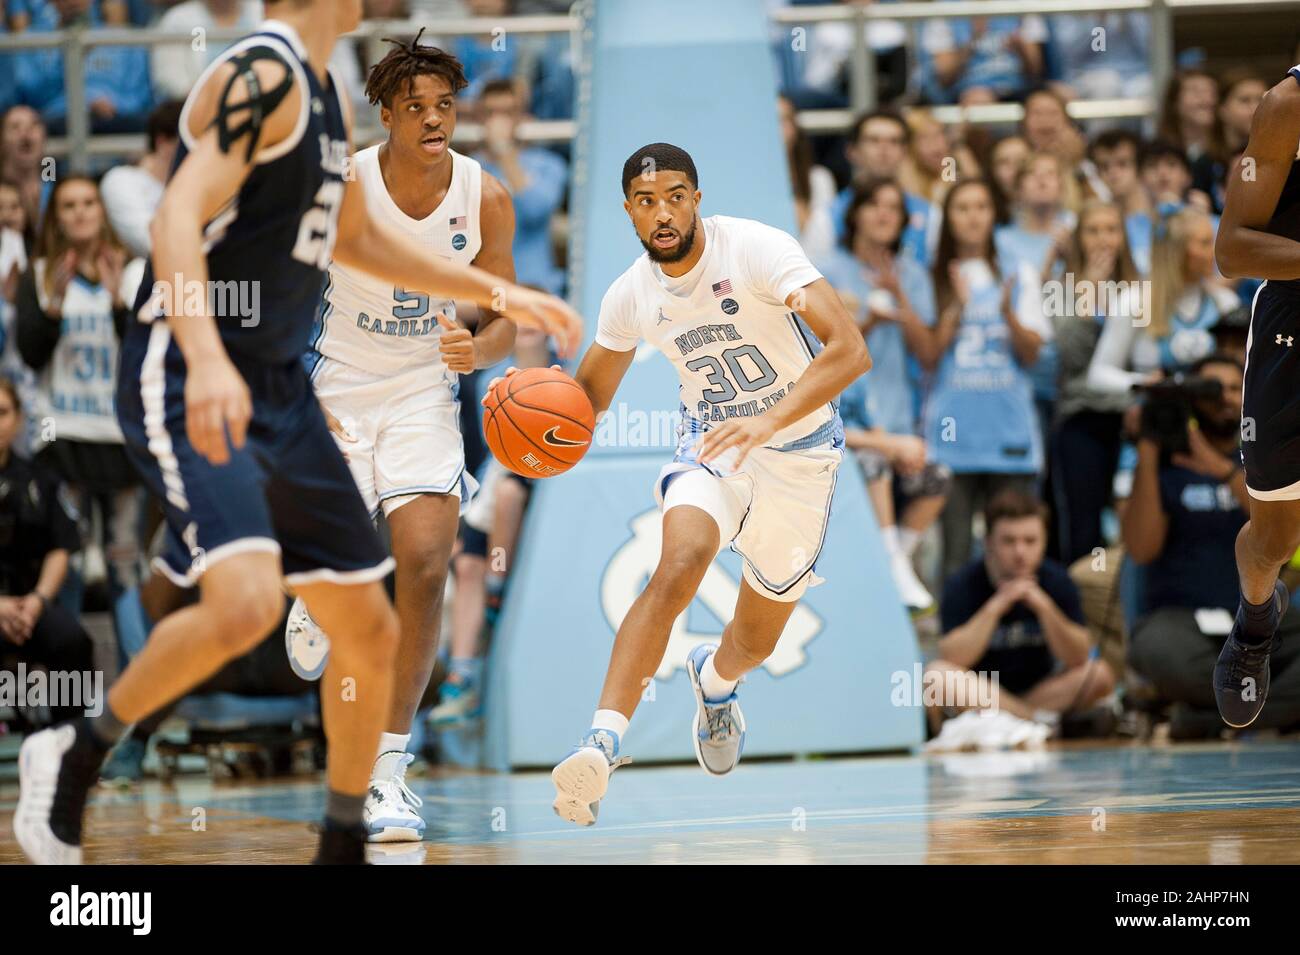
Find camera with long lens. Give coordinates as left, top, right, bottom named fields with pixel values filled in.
left=1132, top=374, right=1224, bottom=454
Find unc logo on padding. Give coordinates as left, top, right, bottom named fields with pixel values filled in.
left=720, top=298, right=739, bottom=315
left=601, top=509, right=821, bottom=679
left=451, top=233, right=468, bottom=251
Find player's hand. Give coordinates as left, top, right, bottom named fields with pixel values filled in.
left=436, top=312, right=477, bottom=373
left=697, top=415, right=779, bottom=470
left=497, top=286, right=583, bottom=359
left=321, top=402, right=356, bottom=461
left=185, top=354, right=251, bottom=466
left=479, top=364, right=562, bottom=407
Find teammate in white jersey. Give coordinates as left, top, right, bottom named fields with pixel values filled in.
left=523, top=143, right=869, bottom=825
left=285, top=36, right=523, bottom=842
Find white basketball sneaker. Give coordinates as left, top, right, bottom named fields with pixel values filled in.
left=364, top=751, right=426, bottom=843
left=16, top=722, right=106, bottom=865
left=285, top=596, right=330, bottom=681
left=551, top=729, right=630, bottom=827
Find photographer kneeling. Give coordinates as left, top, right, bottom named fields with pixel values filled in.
left=1125, top=353, right=1300, bottom=734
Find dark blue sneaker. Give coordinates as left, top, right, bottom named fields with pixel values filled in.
left=1214, top=580, right=1289, bottom=728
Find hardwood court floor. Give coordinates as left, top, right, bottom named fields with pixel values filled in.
left=3, top=740, right=1300, bottom=864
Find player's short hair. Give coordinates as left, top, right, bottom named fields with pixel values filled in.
left=985, top=489, right=1048, bottom=535
left=365, top=28, right=468, bottom=108
left=849, top=108, right=909, bottom=146
left=1140, top=137, right=1192, bottom=173
left=1088, top=128, right=1142, bottom=162
left=621, top=143, right=698, bottom=197
left=146, top=100, right=184, bottom=152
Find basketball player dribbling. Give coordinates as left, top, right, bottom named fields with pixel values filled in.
left=495, top=143, right=870, bottom=825
left=1213, top=64, right=1300, bottom=727
left=283, top=36, right=526, bottom=843
left=13, top=0, right=579, bottom=865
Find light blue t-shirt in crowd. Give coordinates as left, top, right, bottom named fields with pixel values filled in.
left=1126, top=211, right=1153, bottom=276
left=477, top=148, right=569, bottom=296
left=922, top=260, right=1043, bottom=474
left=995, top=220, right=1069, bottom=403
left=818, top=247, right=935, bottom=436
left=920, top=16, right=1048, bottom=103
left=1046, top=14, right=1152, bottom=91
left=13, top=0, right=153, bottom=124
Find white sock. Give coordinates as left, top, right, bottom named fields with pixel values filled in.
left=898, top=526, right=922, bottom=557
left=590, top=709, right=629, bottom=742
left=881, top=524, right=901, bottom=556
left=700, top=653, right=739, bottom=702
left=376, top=731, right=410, bottom=762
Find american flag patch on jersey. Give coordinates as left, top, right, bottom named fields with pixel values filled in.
left=712, top=279, right=733, bottom=297
left=449, top=215, right=467, bottom=229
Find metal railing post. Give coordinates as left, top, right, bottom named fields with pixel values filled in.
left=63, top=26, right=89, bottom=174
left=1149, top=0, right=1175, bottom=126
left=847, top=5, right=877, bottom=114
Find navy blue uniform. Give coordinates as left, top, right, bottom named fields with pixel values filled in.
left=1242, top=66, right=1300, bottom=498
left=116, top=22, right=390, bottom=587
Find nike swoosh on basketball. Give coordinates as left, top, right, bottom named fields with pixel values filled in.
left=543, top=426, right=588, bottom=448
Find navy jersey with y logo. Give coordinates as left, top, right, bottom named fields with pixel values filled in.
left=116, top=19, right=391, bottom=589
left=129, top=20, right=351, bottom=366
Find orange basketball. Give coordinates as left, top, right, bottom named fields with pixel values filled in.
left=482, top=367, right=595, bottom=478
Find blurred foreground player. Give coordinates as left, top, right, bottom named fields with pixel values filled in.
left=1213, top=62, right=1300, bottom=727
left=13, top=0, right=579, bottom=865
left=284, top=35, right=524, bottom=843
left=510, top=144, right=869, bottom=825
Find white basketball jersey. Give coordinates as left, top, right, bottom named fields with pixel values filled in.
left=595, top=215, right=834, bottom=448
left=310, top=144, right=483, bottom=380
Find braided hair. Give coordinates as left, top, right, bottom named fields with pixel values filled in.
left=364, top=28, right=469, bottom=108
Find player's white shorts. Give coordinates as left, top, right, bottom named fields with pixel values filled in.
left=654, top=417, right=843, bottom=603
left=312, top=357, right=479, bottom=518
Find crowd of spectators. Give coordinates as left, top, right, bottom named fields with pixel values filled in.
left=0, top=2, right=1291, bottom=771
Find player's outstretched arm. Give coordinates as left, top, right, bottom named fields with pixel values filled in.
left=697, top=277, right=870, bottom=466
left=333, top=174, right=583, bottom=356
left=1216, top=79, right=1300, bottom=280
left=150, top=55, right=302, bottom=465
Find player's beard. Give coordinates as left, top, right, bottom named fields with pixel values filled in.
left=641, top=219, right=697, bottom=264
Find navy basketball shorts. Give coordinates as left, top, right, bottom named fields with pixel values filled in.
left=117, top=322, right=393, bottom=588
left=1242, top=282, right=1300, bottom=501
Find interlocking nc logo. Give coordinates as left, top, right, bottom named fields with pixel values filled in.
left=601, top=509, right=822, bottom=679
left=1277, top=334, right=1294, bottom=347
